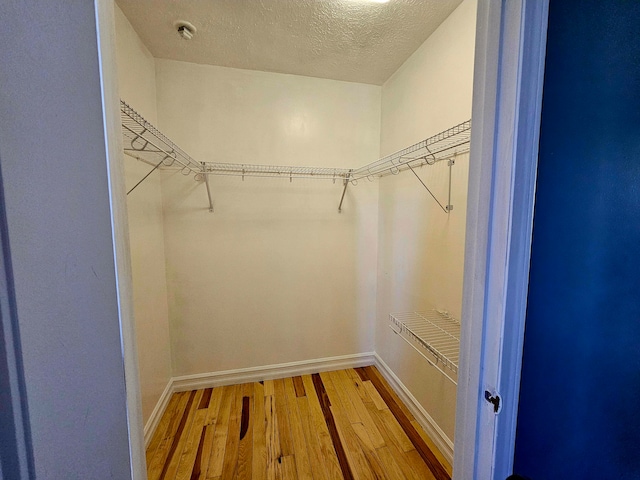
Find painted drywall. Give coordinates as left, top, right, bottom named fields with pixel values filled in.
left=514, top=0, right=640, bottom=477
left=115, top=5, right=157, bottom=123
left=154, top=60, right=381, bottom=376
left=375, top=0, right=477, bottom=443
left=115, top=4, right=173, bottom=425
left=0, top=1, right=133, bottom=478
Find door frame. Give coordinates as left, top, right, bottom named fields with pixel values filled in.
left=94, top=1, right=147, bottom=479
left=93, top=0, right=551, bottom=478
left=454, top=1, right=549, bottom=479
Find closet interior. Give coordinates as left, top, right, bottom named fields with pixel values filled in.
left=115, top=0, right=476, bottom=475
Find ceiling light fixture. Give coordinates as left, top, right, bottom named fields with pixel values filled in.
left=174, top=20, right=197, bottom=40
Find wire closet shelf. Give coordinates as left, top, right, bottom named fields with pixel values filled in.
left=120, top=100, right=352, bottom=182
left=351, top=120, right=471, bottom=183
left=202, top=162, right=352, bottom=182
left=390, top=310, right=461, bottom=385
left=121, top=100, right=470, bottom=182
left=120, top=100, right=471, bottom=210
left=121, top=101, right=202, bottom=176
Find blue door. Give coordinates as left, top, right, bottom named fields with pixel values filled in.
left=513, top=0, right=640, bottom=478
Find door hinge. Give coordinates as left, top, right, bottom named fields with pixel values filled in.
left=484, top=390, right=501, bottom=414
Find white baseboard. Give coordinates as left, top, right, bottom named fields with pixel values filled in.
left=172, top=352, right=376, bottom=392
left=144, top=379, right=174, bottom=448
left=373, top=353, right=454, bottom=464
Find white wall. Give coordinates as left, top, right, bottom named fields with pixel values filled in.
left=0, top=1, right=133, bottom=477
left=155, top=60, right=381, bottom=376
left=376, top=0, right=477, bottom=445
left=115, top=5, right=173, bottom=424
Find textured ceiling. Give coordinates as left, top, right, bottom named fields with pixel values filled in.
left=115, top=0, right=463, bottom=85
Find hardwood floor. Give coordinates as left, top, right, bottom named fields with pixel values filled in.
left=146, top=366, right=452, bottom=480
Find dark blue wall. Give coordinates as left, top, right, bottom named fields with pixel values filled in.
left=513, top=1, right=640, bottom=478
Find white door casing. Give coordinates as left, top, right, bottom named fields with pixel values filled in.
left=94, top=0, right=147, bottom=478
left=454, top=1, right=549, bottom=479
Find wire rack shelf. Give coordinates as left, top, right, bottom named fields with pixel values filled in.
left=390, top=310, right=461, bottom=384
left=120, top=101, right=202, bottom=176
left=202, top=162, right=352, bottom=182
left=120, top=100, right=470, bottom=212
left=121, top=101, right=352, bottom=182
left=351, top=120, right=471, bottom=182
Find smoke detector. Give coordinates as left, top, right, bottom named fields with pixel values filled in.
left=174, top=21, right=196, bottom=40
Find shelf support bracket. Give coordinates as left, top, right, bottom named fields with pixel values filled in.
left=202, top=163, right=214, bottom=213
left=406, top=162, right=453, bottom=213
left=338, top=170, right=353, bottom=213
left=126, top=158, right=163, bottom=195
left=447, top=158, right=454, bottom=212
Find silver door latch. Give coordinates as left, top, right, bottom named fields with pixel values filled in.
left=484, top=390, right=501, bottom=414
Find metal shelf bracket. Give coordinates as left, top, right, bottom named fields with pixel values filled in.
left=338, top=170, right=353, bottom=213
left=406, top=158, right=455, bottom=214
left=200, top=163, right=214, bottom=213
left=126, top=157, right=163, bottom=196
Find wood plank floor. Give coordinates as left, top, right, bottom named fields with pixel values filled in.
left=146, top=366, right=452, bottom=480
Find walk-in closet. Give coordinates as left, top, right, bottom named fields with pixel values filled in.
left=114, top=1, right=477, bottom=478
